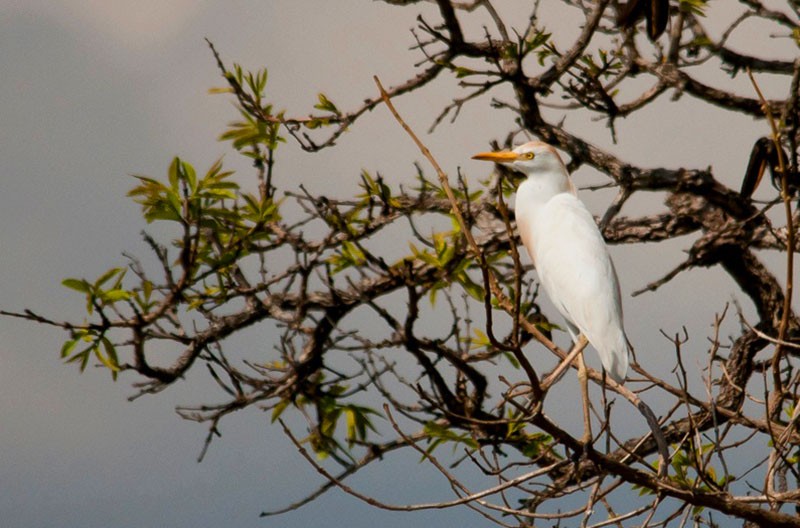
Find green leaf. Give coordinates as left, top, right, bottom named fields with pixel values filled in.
left=62, top=278, right=90, bottom=293
left=182, top=159, right=197, bottom=193
left=271, top=399, right=291, bottom=423
left=632, top=482, right=657, bottom=497
left=97, top=336, right=120, bottom=379
left=168, top=157, right=181, bottom=190
left=314, top=93, right=339, bottom=114
left=102, top=289, right=131, bottom=303
left=142, top=280, right=153, bottom=301
left=503, top=351, right=520, bottom=369
left=345, top=408, right=358, bottom=444
left=66, top=343, right=94, bottom=372
left=423, top=421, right=479, bottom=456
left=330, top=240, right=367, bottom=273
left=527, top=30, right=551, bottom=50
left=470, top=328, right=490, bottom=350
left=519, top=433, right=553, bottom=458
left=457, top=274, right=485, bottom=301
left=94, top=267, right=125, bottom=289
left=679, top=0, right=707, bottom=16
left=342, top=404, right=379, bottom=446
left=454, top=66, right=474, bottom=78
left=60, top=339, right=78, bottom=359
left=304, top=117, right=329, bottom=129
left=143, top=205, right=181, bottom=223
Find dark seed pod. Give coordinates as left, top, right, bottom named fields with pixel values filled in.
left=617, top=0, right=668, bottom=41
left=740, top=137, right=793, bottom=198
left=616, top=0, right=645, bottom=29
left=740, top=138, right=771, bottom=199
left=645, top=0, right=669, bottom=41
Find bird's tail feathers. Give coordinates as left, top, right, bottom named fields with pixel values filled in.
left=595, top=330, right=629, bottom=384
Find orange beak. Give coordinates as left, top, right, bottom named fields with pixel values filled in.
left=471, top=151, right=519, bottom=163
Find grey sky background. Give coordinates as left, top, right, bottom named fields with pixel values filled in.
left=1, top=2, right=797, bottom=527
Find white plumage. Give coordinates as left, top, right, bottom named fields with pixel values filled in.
left=473, top=141, right=629, bottom=383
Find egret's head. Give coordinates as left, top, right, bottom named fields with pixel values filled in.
left=472, top=141, right=566, bottom=176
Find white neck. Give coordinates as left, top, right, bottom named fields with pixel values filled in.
left=516, top=169, right=574, bottom=207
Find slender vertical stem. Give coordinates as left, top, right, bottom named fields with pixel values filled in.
left=747, top=69, right=793, bottom=401
left=374, top=76, right=544, bottom=399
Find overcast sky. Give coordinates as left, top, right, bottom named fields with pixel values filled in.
left=1, top=2, right=797, bottom=527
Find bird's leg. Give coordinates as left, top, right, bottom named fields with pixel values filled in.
left=576, top=335, right=593, bottom=446
left=541, top=336, right=589, bottom=390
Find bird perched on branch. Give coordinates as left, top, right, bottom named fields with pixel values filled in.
left=473, top=142, right=629, bottom=383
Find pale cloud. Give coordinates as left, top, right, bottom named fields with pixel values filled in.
left=6, top=0, right=200, bottom=50
left=79, top=0, right=199, bottom=46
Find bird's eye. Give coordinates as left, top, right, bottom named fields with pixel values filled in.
left=524, top=152, right=535, bottom=160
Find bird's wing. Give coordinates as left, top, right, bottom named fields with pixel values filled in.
left=524, top=194, right=628, bottom=381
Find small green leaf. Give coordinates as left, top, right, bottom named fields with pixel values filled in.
left=304, top=117, right=330, bottom=129
left=503, top=351, right=520, bottom=369
left=271, top=399, right=291, bottom=423
left=168, top=157, right=181, bottom=190
left=182, top=160, right=197, bottom=193
left=102, top=289, right=131, bottom=303
left=314, top=93, right=339, bottom=114
left=62, top=278, right=90, bottom=293
left=679, top=0, right=707, bottom=17
left=95, top=268, right=124, bottom=288
left=471, top=328, right=490, bottom=349
left=423, top=421, right=479, bottom=455
left=95, top=337, right=120, bottom=378
left=142, top=280, right=153, bottom=301
left=458, top=275, right=485, bottom=301
left=519, top=433, right=552, bottom=458
left=60, top=339, right=78, bottom=359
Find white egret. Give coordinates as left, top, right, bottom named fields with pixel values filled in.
left=473, top=141, right=629, bottom=384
